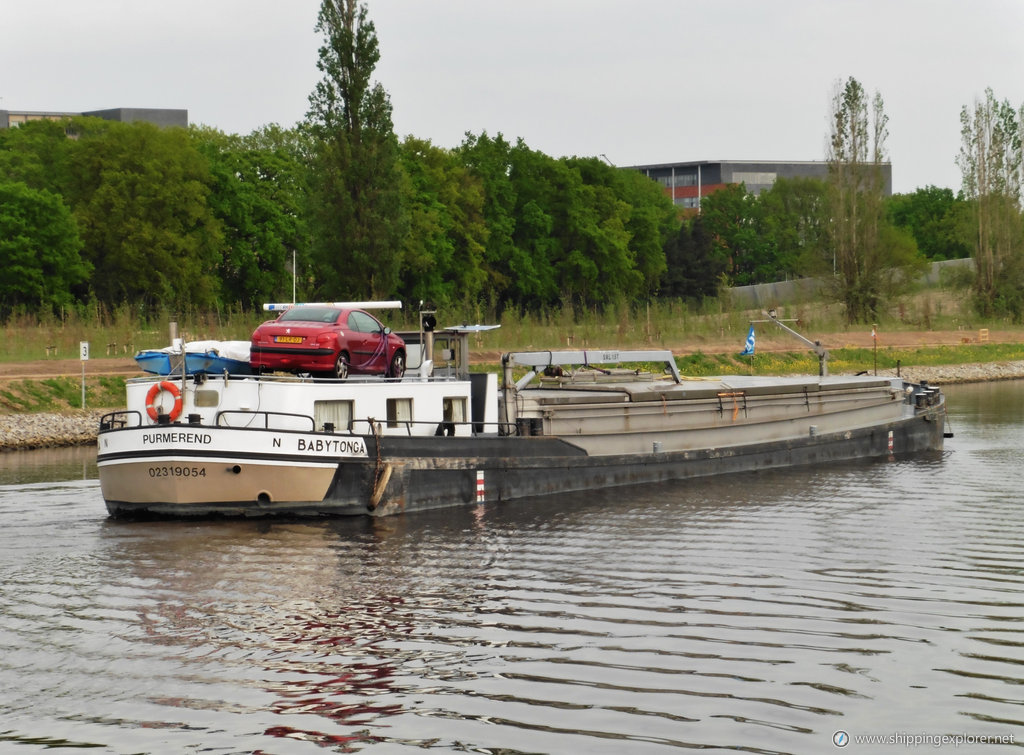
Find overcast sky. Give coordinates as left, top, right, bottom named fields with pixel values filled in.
left=4, top=0, right=1022, bottom=194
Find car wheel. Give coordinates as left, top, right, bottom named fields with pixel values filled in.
left=332, top=352, right=350, bottom=380
left=388, top=350, right=406, bottom=378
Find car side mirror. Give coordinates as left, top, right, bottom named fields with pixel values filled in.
left=383, top=327, right=392, bottom=335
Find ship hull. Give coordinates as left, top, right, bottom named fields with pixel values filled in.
left=100, top=398, right=945, bottom=518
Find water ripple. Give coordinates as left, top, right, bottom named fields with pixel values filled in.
left=2, top=383, right=1024, bottom=751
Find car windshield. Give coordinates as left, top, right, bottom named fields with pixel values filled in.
left=277, top=307, right=343, bottom=324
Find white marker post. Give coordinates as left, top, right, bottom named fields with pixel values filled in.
left=79, top=341, right=89, bottom=409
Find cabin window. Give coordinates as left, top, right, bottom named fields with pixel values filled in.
left=194, top=389, right=220, bottom=407
left=443, top=397, right=467, bottom=423
left=314, top=400, right=353, bottom=432
left=387, top=398, right=413, bottom=429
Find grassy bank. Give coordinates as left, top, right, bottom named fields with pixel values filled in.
left=2, top=286, right=1022, bottom=414
left=0, top=376, right=126, bottom=414
left=676, top=341, right=1024, bottom=378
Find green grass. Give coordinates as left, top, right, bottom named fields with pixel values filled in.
left=0, top=376, right=126, bottom=413
left=1, top=286, right=1022, bottom=413
left=1, top=283, right=1021, bottom=365
left=831, top=341, right=1024, bottom=370
left=670, top=341, right=1024, bottom=379
left=450, top=292, right=1019, bottom=356
left=0, top=305, right=266, bottom=363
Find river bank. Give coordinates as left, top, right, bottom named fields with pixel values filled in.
left=2, top=359, right=1024, bottom=452
left=884, top=360, right=1024, bottom=385
left=0, top=410, right=110, bottom=452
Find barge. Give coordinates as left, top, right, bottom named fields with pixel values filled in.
left=97, top=329, right=947, bottom=518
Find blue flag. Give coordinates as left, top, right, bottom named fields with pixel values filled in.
left=740, top=325, right=755, bottom=356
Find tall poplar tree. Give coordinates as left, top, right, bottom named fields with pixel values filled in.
left=956, top=88, right=1024, bottom=318
left=825, top=77, right=921, bottom=323
left=306, top=0, right=406, bottom=300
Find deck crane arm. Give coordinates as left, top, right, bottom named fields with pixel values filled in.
left=756, top=309, right=830, bottom=377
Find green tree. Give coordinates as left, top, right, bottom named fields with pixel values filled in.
left=758, top=176, right=828, bottom=280
left=505, top=145, right=641, bottom=312
left=956, top=88, right=1024, bottom=318
left=886, top=186, right=971, bottom=261
left=397, top=137, right=487, bottom=307
left=825, top=77, right=923, bottom=323
left=698, top=183, right=769, bottom=286
left=65, top=118, right=223, bottom=309
left=0, top=181, right=91, bottom=314
left=561, top=171, right=638, bottom=310
left=504, top=144, right=563, bottom=310
left=192, top=125, right=310, bottom=307
left=660, top=214, right=726, bottom=300
left=568, top=157, right=676, bottom=297
left=666, top=178, right=825, bottom=290
left=458, top=132, right=532, bottom=311
left=0, top=118, right=75, bottom=191
left=305, top=0, right=406, bottom=300
left=458, top=134, right=679, bottom=314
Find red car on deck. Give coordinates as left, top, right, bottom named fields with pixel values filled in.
left=249, top=305, right=406, bottom=379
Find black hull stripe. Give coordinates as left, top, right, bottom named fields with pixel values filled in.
left=98, top=449, right=343, bottom=465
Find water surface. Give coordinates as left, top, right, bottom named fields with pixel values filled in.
left=1, top=382, right=1022, bottom=753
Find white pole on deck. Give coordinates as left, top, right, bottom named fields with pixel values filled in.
left=262, top=301, right=402, bottom=311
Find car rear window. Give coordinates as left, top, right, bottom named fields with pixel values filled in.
left=278, top=307, right=342, bottom=323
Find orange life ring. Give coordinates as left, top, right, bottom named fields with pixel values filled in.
left=146, top=381, right=183, bottom=422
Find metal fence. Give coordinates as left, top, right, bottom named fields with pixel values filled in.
left=726, top=258, right=973, bottom=309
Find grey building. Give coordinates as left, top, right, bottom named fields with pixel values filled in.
left=630, top=159, right=892, bottom=210
left=0, top=107, right=188, bottom=129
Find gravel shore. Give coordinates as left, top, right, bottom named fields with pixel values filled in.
left=0, top=410, right=110, bottom=452
left=882, top=360, right=1024, bottom=386
left=2, top=361, right=1023, bottom=452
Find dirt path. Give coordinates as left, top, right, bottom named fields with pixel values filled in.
left=0, top=358, right=142, bottom=381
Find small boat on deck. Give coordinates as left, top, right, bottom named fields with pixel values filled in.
left=182, top=341, right=253, bottom=376
left=97, top=322, right=949, bottom=519
left=134, top=341, right=253, bottom=376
